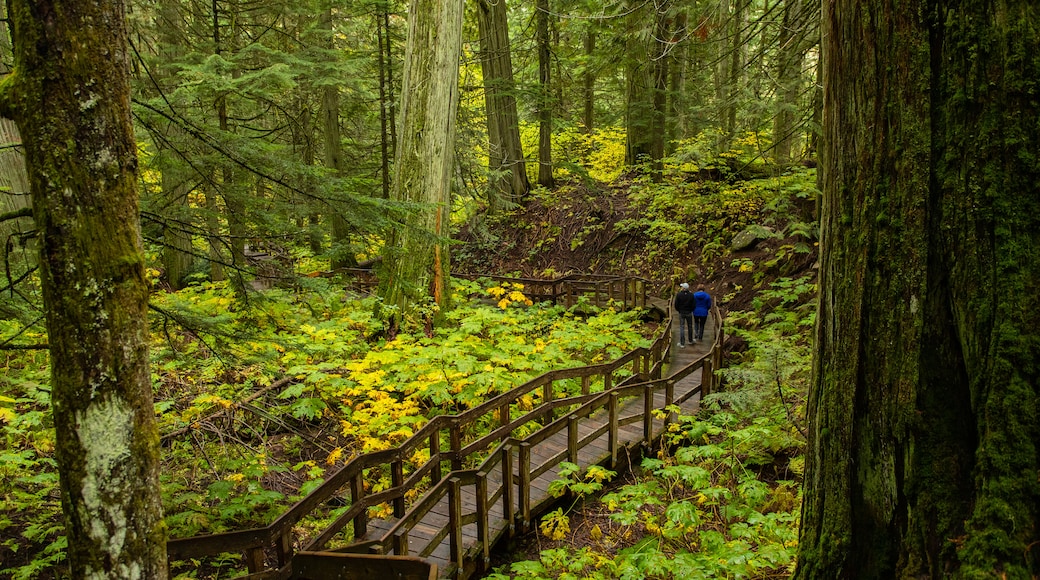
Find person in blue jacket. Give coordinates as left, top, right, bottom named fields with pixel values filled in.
left=673, top=283, right=695, bottom=347
left=693, top=286, right=712, bottom=342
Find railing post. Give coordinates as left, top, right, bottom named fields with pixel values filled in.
left=476, top=471, right=490, bottom=572
left=665, top=379, right=676, bottom=427
left=500, top=400, right=510, bottom=429
left=393, top=530, right=409, bottom=556
left=518, top=442, right=532, bottom=532
left=643, top=384, right=654, bottom=444
left=244, top=547, right=264, bottom=574
left=448, top=477, right=463, bottom=577
left=430, top=429, right=442, bottom=485
left=581, top=375, right=590, bottom=396
left=603, top=370, right=612, bottom=392
left=450, top=419, right=462, bottom=471
left=502, top=443, right=515, bottom=538
left=568, top=414, right=579, bottom=464
left=351, top=470, right=368, bottom=539
left=702, top=356, right=713, bottom=398
left=609, top=392, right=619, bottom=469
left=542, top=377, right=554, bottom=426
left=392, top=457, right=405, bottom=518
left=275, top=527, right=293, bottom=568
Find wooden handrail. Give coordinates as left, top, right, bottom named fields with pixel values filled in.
left=167, top=275, right=721, bottom=579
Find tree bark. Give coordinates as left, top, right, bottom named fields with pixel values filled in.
left=321, top=6, right=357, bottom=270
left=648, top=0, right=671, bottom=178
left=797, top=0, right=1040, bottom=577
left=535, top=0, right=555, bottom=188
left=0, top=31, right=32, bottom=267
left=0, top=0, right=167, bottom=576
left=379, top=0, right=464, bottom=326
left=771, top=0, right=815, bottom=165
left=582, top=28, right=596, bottom=134
left=476, top=0, right=530, bottom=210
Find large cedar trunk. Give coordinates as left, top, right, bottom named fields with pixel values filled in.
left=0, top=0, right=167, bottom=576
left=380, top=0, right=464, bottom=324
left=797, top=1, right=1040, bottom=577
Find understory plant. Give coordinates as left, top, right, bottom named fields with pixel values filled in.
left=0, top=275, right=651, bottom=579
left=487, top=277, right=814, bottom=580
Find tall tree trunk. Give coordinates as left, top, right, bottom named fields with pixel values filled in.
left=380, top=0, right=464, bottom=328
left=582, top=29, right=595, bottom=133
left=772, top=0, right=814, bottom=165
left=0, top=0, right=167, bottom=576
left=0, top=32, right=32, bottom=265
left=376, top=7, right=392, bottom=200
left=161, top=166, right=193, bottom=290
left=796, top=0, right=1040, bottom=577
left=648, top=0, right=671, bottom=178
left=477, top=0, right=529, bottom=211
left=535, top=0, right=554, bottom=188
left=715, top=0, right=744, bottom=151
left=0, top=117, right=31, bottom=249
left=213, top=10, right=247, bottom=299
left=322, top=7, right=357, bottom=269
left=667, top=10, right=687, bottom=149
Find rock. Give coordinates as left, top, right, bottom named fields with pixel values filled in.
left=730, top=225, right=775, bottom=251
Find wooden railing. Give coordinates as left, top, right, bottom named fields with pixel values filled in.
left=166, top=275, right=723, bottom=579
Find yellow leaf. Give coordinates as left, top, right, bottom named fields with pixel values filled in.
left=326, top=447, right=344, bottom=465
left=590, top=524, right=603, bottom=542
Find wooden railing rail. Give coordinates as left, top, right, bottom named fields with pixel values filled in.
left=362, top=342, right=723, bottom=575
left=167, top=276, right=721, bottom=579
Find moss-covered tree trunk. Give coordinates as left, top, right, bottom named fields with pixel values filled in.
left=379, top=0, right=463, bottom=327
left=0, top=0, right=167, bottom=577
left=796, top=1, right=1040, bottom=577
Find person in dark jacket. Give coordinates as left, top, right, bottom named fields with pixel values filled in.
left=693, top=286, right=712, bottom=342
left=674, top=283, right=695, bottom=347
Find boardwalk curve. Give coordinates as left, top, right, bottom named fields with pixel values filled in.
left=166, top=275, right=724, bottom=579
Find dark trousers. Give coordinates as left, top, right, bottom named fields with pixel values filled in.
left=678, top=312, right=694, bottom=344
left=694, top=315, right=707, bottom=341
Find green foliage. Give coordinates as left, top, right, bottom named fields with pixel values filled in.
left=613, top=162, right=816, bottom=280
left=494, top=404, right=804, bottom=579
left=491, top=279, right=814, bottom=580
left=519, top=123, right=627, bottom=183
left=0, top=276, right=649, bottom=576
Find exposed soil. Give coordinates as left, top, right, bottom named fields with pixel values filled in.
left=452, top=178, right=817, bottom=316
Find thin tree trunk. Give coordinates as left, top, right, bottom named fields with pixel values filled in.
left=477, top=0, right=529, bottom=210
left=161, top=168, right=193, bottom=290
left=0, top=0, right=167, bottom=575
left=376, top=9, right=391, bottom=200
left=582, top=29, right=595, bottom=133
left=649, top=0, right=671, bottom=178
left=535, top=0, right=554, bottom=188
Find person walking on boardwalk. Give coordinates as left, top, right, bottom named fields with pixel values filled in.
left=693, top=285, right=712, bottom=342
left=674, top=282, right=695, bottom=347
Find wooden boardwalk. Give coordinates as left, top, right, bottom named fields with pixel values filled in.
left=165, top=276, right=724, bottom=580
left=347, top=306, right=717, bottom=578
